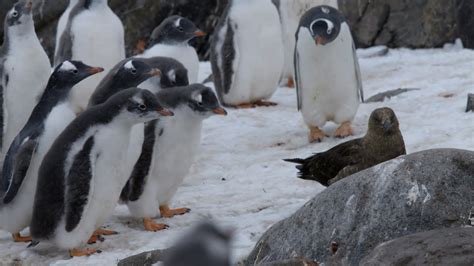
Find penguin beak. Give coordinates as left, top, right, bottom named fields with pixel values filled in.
left=87, top=67, right=105, bottom=75
left=25, top=1, right=33, bottom=12
left=194, top=30, right=206, bottom=37
left=314, top=35, right=325, bottom=45
left=148, top=68, right=162, bottom=77
left=212, top=107, right=228, bottom=116
left=156, top=107, right=174, bottom=117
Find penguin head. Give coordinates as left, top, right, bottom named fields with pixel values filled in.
left=53, top=60, right=104, bottom=86
left=157, top=84, right=227, bottom=118
left=300, top=5, right=344, bottom=46
left=5, top=1, right=33, bottom=31
left=122, top=89, right=174, bottom=123
left=160, top=68, right=190, bottom=89
left=368, top=107, right=400, bottom=135
left=149, top=15, right=205, bottom=46
left=115, top=60, right=162, bottom=88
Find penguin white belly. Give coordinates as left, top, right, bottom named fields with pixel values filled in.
left=0, top=103, right=75, bottom=233
left=140, top=45, right=199, bottom=84
left=222, top=1, right=284, bottom=105
left=54, top=125, right=130, bottom=249
left=127, top=111, right=201, bottom=218
left=2, top=36, right=50, bottom=152
left=298, top=25, right=359, bottom=127
left=69, top=8, right=125, bottom=110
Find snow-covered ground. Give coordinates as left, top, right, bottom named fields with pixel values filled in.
left=1, top=45, right=474, bottom=265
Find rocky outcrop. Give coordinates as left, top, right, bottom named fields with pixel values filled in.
left=360, top=227, right=474, bottom=265
left=245, top=149, right=474, bottom=265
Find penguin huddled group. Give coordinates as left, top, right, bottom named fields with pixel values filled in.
left=0, top=0, right=227, bottom=257
left=0, top=0, right=402, bottom=262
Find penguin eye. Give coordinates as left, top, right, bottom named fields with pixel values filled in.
left=327, top=28, right=333, bottom=34
left=12, top=11, right=19, bottom=17
left=138, top=104, right=147, bottom=111
left=177, top=26, right=184, bottom=32
left=72, top=69, right=78, bottom=74
left=130, top=68, right=137, bottom=75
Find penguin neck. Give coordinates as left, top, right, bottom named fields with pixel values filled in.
left=33, top=76, right=75, bottom=120
left=81, top=0, right=108, bottom=10
left=7, top=19, right=35, bottom=40
left=149, top=34, right=190, bottom=47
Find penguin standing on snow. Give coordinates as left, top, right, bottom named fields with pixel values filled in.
left=295, top=6, right=363, bottom=143
left=30, top=88, right=174, bottom=257
left=0, top=61, right=103, bottom=243
left=121, top=85, right=227, bottom=231
left=0, top=1, right=51, bottom=155
left=55, top=0, right=78, bottom=57
left=88, top=59, right=162, bottom=107
left=55, top=0, right=125, bottom=112
left=139, top=16, right=204, bottom=84
left=274, top=0, right=338, bottom=87
left=211, top=0, right=284, bottom=108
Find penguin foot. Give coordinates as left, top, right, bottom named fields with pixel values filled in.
left=334, top=122, right=353, bottom=138
left=143, top=218, right=169, bottom=232
left=287, top=77, right=295, bottom=88
left=12, top=233, right=32, bottom=243
left=94, top=229, right=118, bottom=236
left=308, top=126, right=327, bottom=143
left=87, top=234, right=104, bottom=245
left=160, top=205, right=191, bottom=218
left=69, top=248, right=101, bottom=257
left=254, top=100, right=278, bottom=107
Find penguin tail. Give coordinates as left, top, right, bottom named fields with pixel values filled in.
left=28, top=240, right=40, bottom=248
left=283, top=158, right=307, bottom=175
left=283, top=158, right=305, bottom=165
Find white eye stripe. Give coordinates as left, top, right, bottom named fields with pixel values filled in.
left=167, top=69, right=176, bottom=82
left=309, top=18, right=335, bottom=35
left=175, top=18, right=182, bottom=27
left=124, top=60, right=135, bottom=70
left=60, top=61, right=77, bottom=71
left=193, top=93, right=202, bottom=103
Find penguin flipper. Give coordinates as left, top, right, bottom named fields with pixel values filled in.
left=64, top=137, right=95, bottom=232
left=294, top=36, right=303, bottom=110
left=2, top=137, right=38, bottom=204
left=352, top=43, right=364, bottom=103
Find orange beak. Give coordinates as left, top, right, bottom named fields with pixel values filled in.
left=212, top=107, right=227, bottom=116
left=148, top=68, right=162, bottom=77
left=87, top=67, right=104, bottom=75
left=25, top=1, right=33, bottom=12
left=194, top=30, right=206, bottom=37
left=315, top=35, right=324, bottom=45
left=156, top=108, right=174, bottom=117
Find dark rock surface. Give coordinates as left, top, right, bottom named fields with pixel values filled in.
left=360, top=227, right=474, bottom=265
left=245, top=149, right=474, bottom=265
left=2, top=0, right=474, bottom=62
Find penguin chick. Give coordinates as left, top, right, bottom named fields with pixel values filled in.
left=29, top=88, right=173, bottom=257
left=0, top=0, right=51, bottom=156
left=121, top=84, right=227, bottom=231
left=139, top=15, right=204, bottom=83
left=0, top=61, right=103, bottom=243
left=285, top=108, right=406, bottom=186
left=295, top=5, right=364, bottom=143
left=88, top=59, right=162, bottom=107
left=163, top=222, right=232, bottom=266
left=136, top=57, right=190, bottom=93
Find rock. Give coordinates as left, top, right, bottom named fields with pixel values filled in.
left=246, top=149, right=474, bottom=265
left=117, top=249, right=166, bottom=266
left=365, top=88, right=420, bottom=103
left=360, top=227, right=474, bottom=265
left=466, top=93, right=474, bottom=112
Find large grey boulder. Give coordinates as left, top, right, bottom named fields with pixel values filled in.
left=246, top=149, right=474, bottom=265
left=360, top=227, right=474, bottom=265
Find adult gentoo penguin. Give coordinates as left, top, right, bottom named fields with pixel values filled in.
left=211, top=0, right=284, bottom=108
left=55, top=0, right=125, bottom=111
left=274, top=0, right=338, bottom=87
left=121, top=84, right=227, bottom=231
left=55, top=0, right=78, bottom=57
left=285, top=108, right=406, bottom=186
left=139, top=16, right=204, bottom=84
left=30, top=88, right=174, bottom=257
left=0, top=61, right=103, bottom=243
left=0, top=1, right=51, bottom=155
left=88, top=58, right=161, bottom=106
left=295, top=5, right=364, bottom=143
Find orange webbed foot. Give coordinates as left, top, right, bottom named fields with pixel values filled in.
left=143, top=217, right=169, bottom=232
left=12, top=233, right=32, bottom=243
left=159, top=205, right=191, bottom=218
left=254, top=100, right=278, bottom=107
left=334, top=122, right=353, bottom=138
left=69, top=248, right=101, bottom=257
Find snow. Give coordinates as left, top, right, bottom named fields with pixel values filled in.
left=2, top=45, right=474, bottom=264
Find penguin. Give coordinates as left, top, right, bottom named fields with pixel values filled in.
left=138, top=16, right=204, bottom=84
left=273, top=0, right=338, bottom=87
left=55, top=0, right=78, bottom=58
left=211, top=0, right=284, bottom=108
left=0, top=1, right=51, bottom=156
left=136, top=57, right=190, bottom=93
left=294, top=5, right=364, bottom=143
left=120, top=84, right=227, bottom=231
left=55, top=0, right=125, bottom=112
left=0, top=61, right=103, bottom=243
left=88, top=58, right=161, bottom=107
left=30, top=88, right=174, bottom=257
